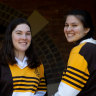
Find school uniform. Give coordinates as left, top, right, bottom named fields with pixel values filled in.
left=0, top=57, right=47, bottom=96
left=55, top=38, right=96, bottom=96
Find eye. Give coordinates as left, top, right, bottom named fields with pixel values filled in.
left=15, top=30, right=22, bottom=35
left=26, top=32, right=31, bottom=35
left=72, top=24, right=77, bottom=27
left=17, top=32, right=21, bottom=34
left=16, top=32, right=22, bottom=35
left=64, top=24, right=69, bottom=27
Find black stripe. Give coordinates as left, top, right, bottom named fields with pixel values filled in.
left=13, top=84, right=38, bottom=88
left=38, top=85, right=46, bottom=87
left=13, top=88, right=36, bottom=91
left=40, top=81, right=46, bottom=83
left=62, top=78, right=83, bottom=89
left=40, top=77, right=45, bottom=79
left=63, top=70, right=88, bottom=81
left=13, top=80, right=39, bottom=84
left=68, top=66, right=89, bottom=76
left=37, top=88, right=47, bottom=90
left=13, top=76, right=39, bottom=81
left=64, top=74, right=86, bottom=85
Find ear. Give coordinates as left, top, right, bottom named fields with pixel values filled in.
left=84, top=28, right=90, bottom=34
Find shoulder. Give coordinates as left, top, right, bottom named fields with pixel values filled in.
left=79, top=42, right=96, bottom=56
left=69, top=42, right=96, bottom=65
left=37, top=63, right=44, bottom=73
left=70, top=43, right=86, bottom=54
left=71, top=42, right=96, bottom=55
left=79, top=43, right=96, bottom=73
left=39, top=63, right=44, bottom=71
left=79, top=43, right=96, bottom=70
left=38, top=63, right=45, bottom=77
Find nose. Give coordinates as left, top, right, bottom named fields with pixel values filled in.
left=22, top=34, right=27, bottom=39
left=66, top=26, right=72, bottom=32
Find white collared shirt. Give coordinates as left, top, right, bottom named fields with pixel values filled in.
left=15, top=56, right=28, bottom=69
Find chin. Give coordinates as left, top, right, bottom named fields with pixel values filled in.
left=67, top=39, right=73, bottom=43
left=19, top=48, right=28, bottom=52
left=67, top=38, right=77, bottom=43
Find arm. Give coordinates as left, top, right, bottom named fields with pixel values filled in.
left=54, top=53, right=89, bottom=96
left=35, top=64, right=47, bottom=96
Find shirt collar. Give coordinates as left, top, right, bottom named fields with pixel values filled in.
left=15, top=56, right=28, bottom=69
left=80, top=38, right=96, bottom=44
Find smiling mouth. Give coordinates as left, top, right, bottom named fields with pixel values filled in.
left=19, top=42, right=27, bottom=45
left=67, top=33, right=74, bottom=37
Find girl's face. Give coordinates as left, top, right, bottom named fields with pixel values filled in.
left=12, top=24, right=31, bottom=53
left=64, top=15, right=89, bottom=43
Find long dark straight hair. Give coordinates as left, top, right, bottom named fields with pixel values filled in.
left=0, top=18, right=41, bottom=68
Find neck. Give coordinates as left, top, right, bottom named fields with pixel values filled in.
left=76, top=35, right=91, bottom=45
left=15, top=51, right=25, bottom=62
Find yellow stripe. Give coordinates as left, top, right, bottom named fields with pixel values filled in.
left=67, top=67, right=89, bottom=79
left=13, top=78, right=39, bottom=82
left=13, top=90, right=35, bottom=92
left=37, top=90, right=47, bottom=92
left=38, top=86, right=47, bottom=88
left=39, top=83, right=46, bottom=85
left=13, top=82, right=38, bottom=85
left=13, top=86, right=37, bottom=89
left=40, top=79, right=45, bottom=81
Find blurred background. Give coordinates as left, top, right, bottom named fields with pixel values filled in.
left=0, top=0, right=96, bottom=95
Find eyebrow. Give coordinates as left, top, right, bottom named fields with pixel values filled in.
left=65, top=22, right=78, bottom=24
left=15, top=30, right=31, bottom=32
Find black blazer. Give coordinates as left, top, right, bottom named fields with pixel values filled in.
left=0, top=63, right=13, bottom=96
